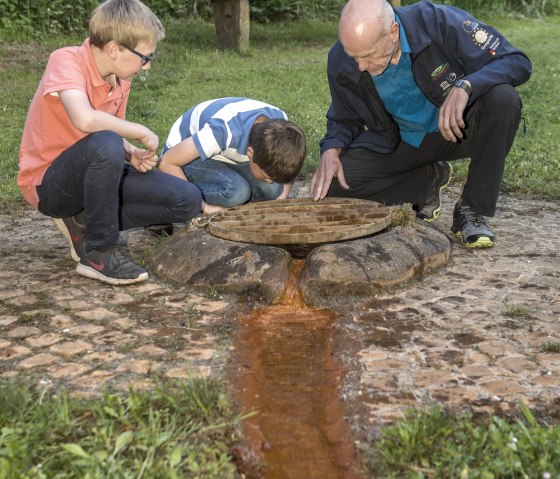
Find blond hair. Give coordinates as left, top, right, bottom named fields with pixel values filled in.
left=89, top=0, right=165, bottom=49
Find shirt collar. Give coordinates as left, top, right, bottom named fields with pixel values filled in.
left=79, top=38, right=121, bottom=89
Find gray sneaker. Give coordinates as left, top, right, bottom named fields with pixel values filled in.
left=76, top=247, right=149, bottom=285
left=450, top=202, right=496, bottom=248
left=52, top=213, right=86, bottom=261
left=416, top=161, right=453, bottom=223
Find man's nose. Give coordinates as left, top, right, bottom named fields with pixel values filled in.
left=358, top=59, right=368, bottom=71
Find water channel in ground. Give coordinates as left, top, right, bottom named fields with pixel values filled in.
left=229, top=260, right=364, bottom=479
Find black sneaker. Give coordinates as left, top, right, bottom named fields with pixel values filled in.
left=52, top=214, right=85, bottom=261
left=416, top=161, right=453, bottom=223
left=450, top=201, right=496, bottom=248
left=76, top=247, right=149, bottom=285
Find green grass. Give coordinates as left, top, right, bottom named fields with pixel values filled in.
left=0, top=378, right=239, bottom=478
left=364, top=403, right=560, bottom=478
left=502, top=297, right=532, bottom=318
left=2, top=16, right=557, bottom=212
left=540, top=341, right=560, bottom=353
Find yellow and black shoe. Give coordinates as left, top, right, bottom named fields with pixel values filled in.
left=416, top=161, right=453, bottom=223
left=450, top=201, right=496, bottom=248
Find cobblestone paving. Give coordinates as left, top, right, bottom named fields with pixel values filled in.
left=347, top=187, right=560, bottom=425
left=0, top=212, right=233, bottom=396
left=1, top=187, right=559, bottom=428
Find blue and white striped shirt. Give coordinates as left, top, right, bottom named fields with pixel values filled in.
left=162, top=97, right=288, bottom=164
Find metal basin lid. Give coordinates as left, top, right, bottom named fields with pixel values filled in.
left=207, top=197, right=392, bottom=245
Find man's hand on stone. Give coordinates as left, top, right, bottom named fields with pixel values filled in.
left=310, top=148, right=349, bottom=201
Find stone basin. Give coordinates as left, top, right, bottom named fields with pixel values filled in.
left=149, top=205, right=451, bottom=307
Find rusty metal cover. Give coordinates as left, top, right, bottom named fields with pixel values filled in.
left=207, top=197, right=392, bottom=245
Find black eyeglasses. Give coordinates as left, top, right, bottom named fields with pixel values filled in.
left=122, top=45, right=155, bottom=66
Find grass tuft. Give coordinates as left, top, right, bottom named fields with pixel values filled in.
left=0, top=378, right=240, bottom=478
left=364, top=403, right=560, bottom=478
left=540, top=341, right=560, bottom=354
left=502, top=297, right=532, bottom=318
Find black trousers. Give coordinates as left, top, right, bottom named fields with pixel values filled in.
left=37, top=131, right=203, bottom=250
left=327, top=84, right=522, bottom=217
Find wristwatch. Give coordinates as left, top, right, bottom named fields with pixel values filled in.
left=455, top=79, right=472, bottom=96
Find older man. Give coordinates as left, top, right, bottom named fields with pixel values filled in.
left=311, top=0, right=531, bottom=247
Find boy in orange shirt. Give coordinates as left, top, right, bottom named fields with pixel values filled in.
left=18, top=0, right=209, bottom=285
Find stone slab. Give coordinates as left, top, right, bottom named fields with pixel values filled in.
left=149, top=229, right=291, bottom=303
left=300, top=223, right=451, bottom=306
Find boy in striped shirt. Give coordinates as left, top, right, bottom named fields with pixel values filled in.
left=159, top=97, right=306, bottom=208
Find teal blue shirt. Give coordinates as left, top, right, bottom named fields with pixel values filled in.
left=371, top=15, right=439, bottom=148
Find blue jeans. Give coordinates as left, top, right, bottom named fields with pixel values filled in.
left=183, top=158, right=282, bottom=208
left=37, top=131, right=203, bottom=250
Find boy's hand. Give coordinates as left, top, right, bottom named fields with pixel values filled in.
left=137, top=128, right=159, bottom=153
left=131, top=148, right=158, bottom=172
left=202, top=202, right=225, bottom=216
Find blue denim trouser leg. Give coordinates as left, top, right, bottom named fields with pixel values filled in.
left=37, top=131, right=202, bottom=250
left=184, top=158, right=282, bottom=208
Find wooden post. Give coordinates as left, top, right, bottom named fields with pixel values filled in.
left=211, top=0, right=250, bottom=53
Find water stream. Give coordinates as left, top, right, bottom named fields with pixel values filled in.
left=230, top=260, right=363, bottom=478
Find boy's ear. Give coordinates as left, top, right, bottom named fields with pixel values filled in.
left=246, top=146, right=254, bottom=159
left=105, top=41, right=121, bottom=61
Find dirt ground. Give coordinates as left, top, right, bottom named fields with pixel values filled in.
left=1, top=185, right=559, bottom=437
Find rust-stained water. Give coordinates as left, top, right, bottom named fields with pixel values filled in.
left=230, top=260, right=363, bottom=479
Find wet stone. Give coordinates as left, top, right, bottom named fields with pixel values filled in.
left=300, top=224, right=450, bottom=306
left=148, top=217, right=451, bottom=308
left=149, top=229, right=292, bottom=303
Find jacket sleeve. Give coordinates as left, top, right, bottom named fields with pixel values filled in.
left=320, top=43, right=365, bottom=154
left=428, top=3, right=532, bottom=102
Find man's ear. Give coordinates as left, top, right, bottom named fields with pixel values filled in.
left=246, top=146, right=254, bottom=160
left=390, top=21, right=399, bottom=42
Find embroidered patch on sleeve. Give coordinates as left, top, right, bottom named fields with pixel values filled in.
left=463, top=19, right=501, bottom=55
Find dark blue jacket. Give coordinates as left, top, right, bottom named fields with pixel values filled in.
left=320, top=1, right=532, bottom=154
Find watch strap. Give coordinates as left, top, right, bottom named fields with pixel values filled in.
left=455, top=79, right=472, bottom=96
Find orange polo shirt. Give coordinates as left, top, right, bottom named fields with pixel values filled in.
left=18, top=38, right=130, bottom=209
